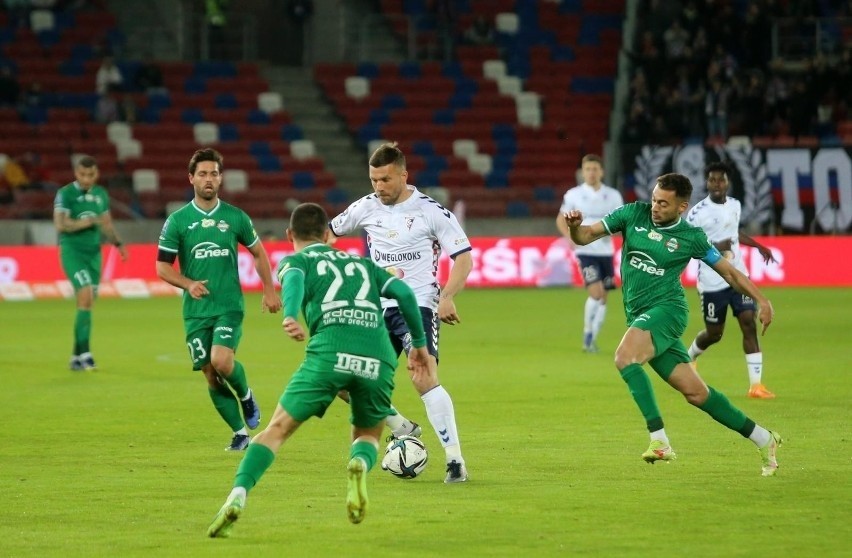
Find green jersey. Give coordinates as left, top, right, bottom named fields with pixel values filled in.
left=277, top=243, right=401, bottom=367
left=158, top=199, right=259, bottom=319
left=53, top=182, right=111, bottom=252
left=601, top=202, right=722, bottom=322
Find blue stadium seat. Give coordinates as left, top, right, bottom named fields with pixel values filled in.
left=368, top=109, right=390, bottom=125
left=356, top=62, right=379, bottom=79
left=246, top=109, right=270, bottom=124
left=181, top=108, right=204, bottom=124
left=292, top=171, right=315, bottom=189
left=486, top=171, right=509, bottom=188
left=412, top=141, right=434, bottom=156
left=534, top=186, right=556, bottom=202
left=183, top=76, right=206, bottom=94
left=250, top=141, right=272, bottom=156
left=507, top=201, right=531, bottom=218
left=433, top=109, right=455, bottom=125
left=214, top=93, right=238, bottom=109
left=280, top=124, right=304, bottom=141
left=256, top=154, right=282, bottom=172
left=147, top=92, right=171, bottom=110
left=325, top=188, right=349, bottom=204
left=399, top=61, right=421, bottom=79
left=218, top=123, right=239, bottom=141
left=59, top=60, right=85, bottom=77
left=381, top=94, right=406, bottom=110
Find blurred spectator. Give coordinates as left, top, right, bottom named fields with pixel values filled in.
left=286, top=0, right=314, bottom=66
left=463, top=15, right=495, bottom=46
left=205, top=0, right=229, bottom=60
left=0, top=66, right=20, bottom=106
left=95, top=56, right=123, bottom=94
left=94, top=89, right=118, bottom=123
left=431, top=0, right=456, bottom=62
left=662, top=19, right=690, bottom=60
left=133, top=58, right=165, bottom=94
left=3, top=151, right=56, bottom=192
left=705, top=79, right=731, bottom=138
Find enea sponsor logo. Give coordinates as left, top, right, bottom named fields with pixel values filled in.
left=192, top=241, right=230, bottom=259
left=627, top=251, right=665, bottom=276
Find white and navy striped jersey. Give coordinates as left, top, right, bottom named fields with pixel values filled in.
left=559, top=183, right=624, bottom=256
left=330, top=185, right=471, bottom=311
left=686, top=196, right=749, bottom=293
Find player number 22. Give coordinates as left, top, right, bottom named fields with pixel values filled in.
left=317, top=261, right=379, bottom=313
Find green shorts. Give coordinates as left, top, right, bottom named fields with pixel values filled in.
left=60, top=246, right=101, bottom=292
left=280, top=351, right=395, bottom=427
left=183, top=312, right=243, bottom=370
left=628, top=304, right=690, bottom=380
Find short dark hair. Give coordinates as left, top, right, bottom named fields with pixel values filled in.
left=369, top=142, right=406, bottom=169
left=582, top=154, right=603, bottom=167
left=289, top=202, right=328, bottom=241
left=76, top=155, right=97, bottom=169
left=188, top=148, right=223, bottom=175
left=705, top=161, right=730, bottom=178
left=656, top=173, right=693, bottom=200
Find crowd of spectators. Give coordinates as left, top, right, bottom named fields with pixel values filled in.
left=622, top=0, right=852, bottom=146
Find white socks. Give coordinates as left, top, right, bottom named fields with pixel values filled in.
left=749, top=425, right=771, bottom=448
left=591, top=302, right=607, bottom=338
left=421, top=385, right=463, bottom=462
left=583, top=297, right=598, bottom=335
left=688, top=340, right=704, bottom=360
left=746, top=352, right=763, bottom=386
left=650, top=428, right=669, bottom=444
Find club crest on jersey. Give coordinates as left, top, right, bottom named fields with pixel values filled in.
left=405, top=216, right=415, bottom=230
left=648, top=231, right=663, bottom=241
left=386, top=230, right=398, bottom=238
left=666, top=238, right=679, bottom=252
left=217, top=220, right=230, bottom=232
left=202, top=218, right=216, bottom=228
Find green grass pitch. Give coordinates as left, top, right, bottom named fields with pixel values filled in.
left=0, top=287, right=849, bottom=557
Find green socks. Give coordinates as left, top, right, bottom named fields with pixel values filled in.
left=620, top=363, right=665, bottom=432
left=234, top=443, right=276, bottom=491
left=350, top=440, right=378, bottom=471
left=224, top=360, right=249, bottom=399
left=209, top=383, right=244, bottom=431
left=699, top=386, right=751, bottom=435
left=73, top=309, right=91, bottom=355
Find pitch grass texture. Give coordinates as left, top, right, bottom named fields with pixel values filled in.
left=0, top=288, right=849, bottom=557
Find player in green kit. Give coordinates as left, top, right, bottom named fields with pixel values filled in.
left=156, top=148, right=281, bottom=451
left=207, top=203, right=430, bottom=537
left=564, top=173, right=783, bottom=476
left=53, top=155, right=128, bottom=371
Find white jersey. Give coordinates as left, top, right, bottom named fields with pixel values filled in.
left=559, top=183, right=624, bottom=256
left=686, top=196, right=749, bottom=293
left=330, top=185, right=471, bottom=310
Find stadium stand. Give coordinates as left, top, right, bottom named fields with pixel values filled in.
left=315, top=0, right=623, bottom=218
left=0, top=4, right=342, bottom=220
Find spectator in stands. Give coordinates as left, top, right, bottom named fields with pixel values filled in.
left=205, top=0, right=229, bottom=60
left=95, top=56, right=123, bottom=94
left=286, top=0, right=314, bottom=66
left=118, top=92, right=137, bottom=123
left=463, top=15, right=495, bottom=46
left=431, top=0, right=456, bottom=62
left=134, top=57, right=165, bottom=94
left=18, top=80, right=44, bottom=122
left=94, top=88, right=118, bottom=124
left=662, top=19, right=690, bottom=60
left=705, top=79, right=731, bottom=139
left=0, top=66, right=20, bottom=107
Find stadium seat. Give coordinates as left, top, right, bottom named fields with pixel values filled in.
left=193, top=122, right=219, bottom=145
left=345, top=76, right=370, bottom=100
left=290, top=139, right=316, bottom=160
left=496, top=75, right=522, bottom=96
left=132, top=169, right=159, bottom=193
left=258, top=91, right=283, bottom=114
left=452, top=139, right=478, bottom=158
left=482, top=60, right=506, bottom=81
left=30, top=10, right=55, bottom=32
left=106, top=122, right=133, bottom=144
left=223, top=169, right=249, bottom=192
left=495, top=13, right=519, bottom=34
left=468, top=153, right=493, bottom=176
left=116, top=139, right=142, bottom=161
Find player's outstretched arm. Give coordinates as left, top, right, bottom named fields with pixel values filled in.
left=100, top=211, right=128, bottom=261
left=710, top=257, right=774, bottom=334
left=248, top=241, right=282, bottom=313
left=563, top=210, right=608, bottom=246
left=738, top=232, right=777, bottom=264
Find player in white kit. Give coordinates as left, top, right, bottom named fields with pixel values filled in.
left=330, top=142, right=473, bottom=483
left=555, top=154, right=624, bottom=352
left=685, top=162, right=777, bottom=399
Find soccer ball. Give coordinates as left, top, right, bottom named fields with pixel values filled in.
left=381, top=435, right=428, bottom=478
